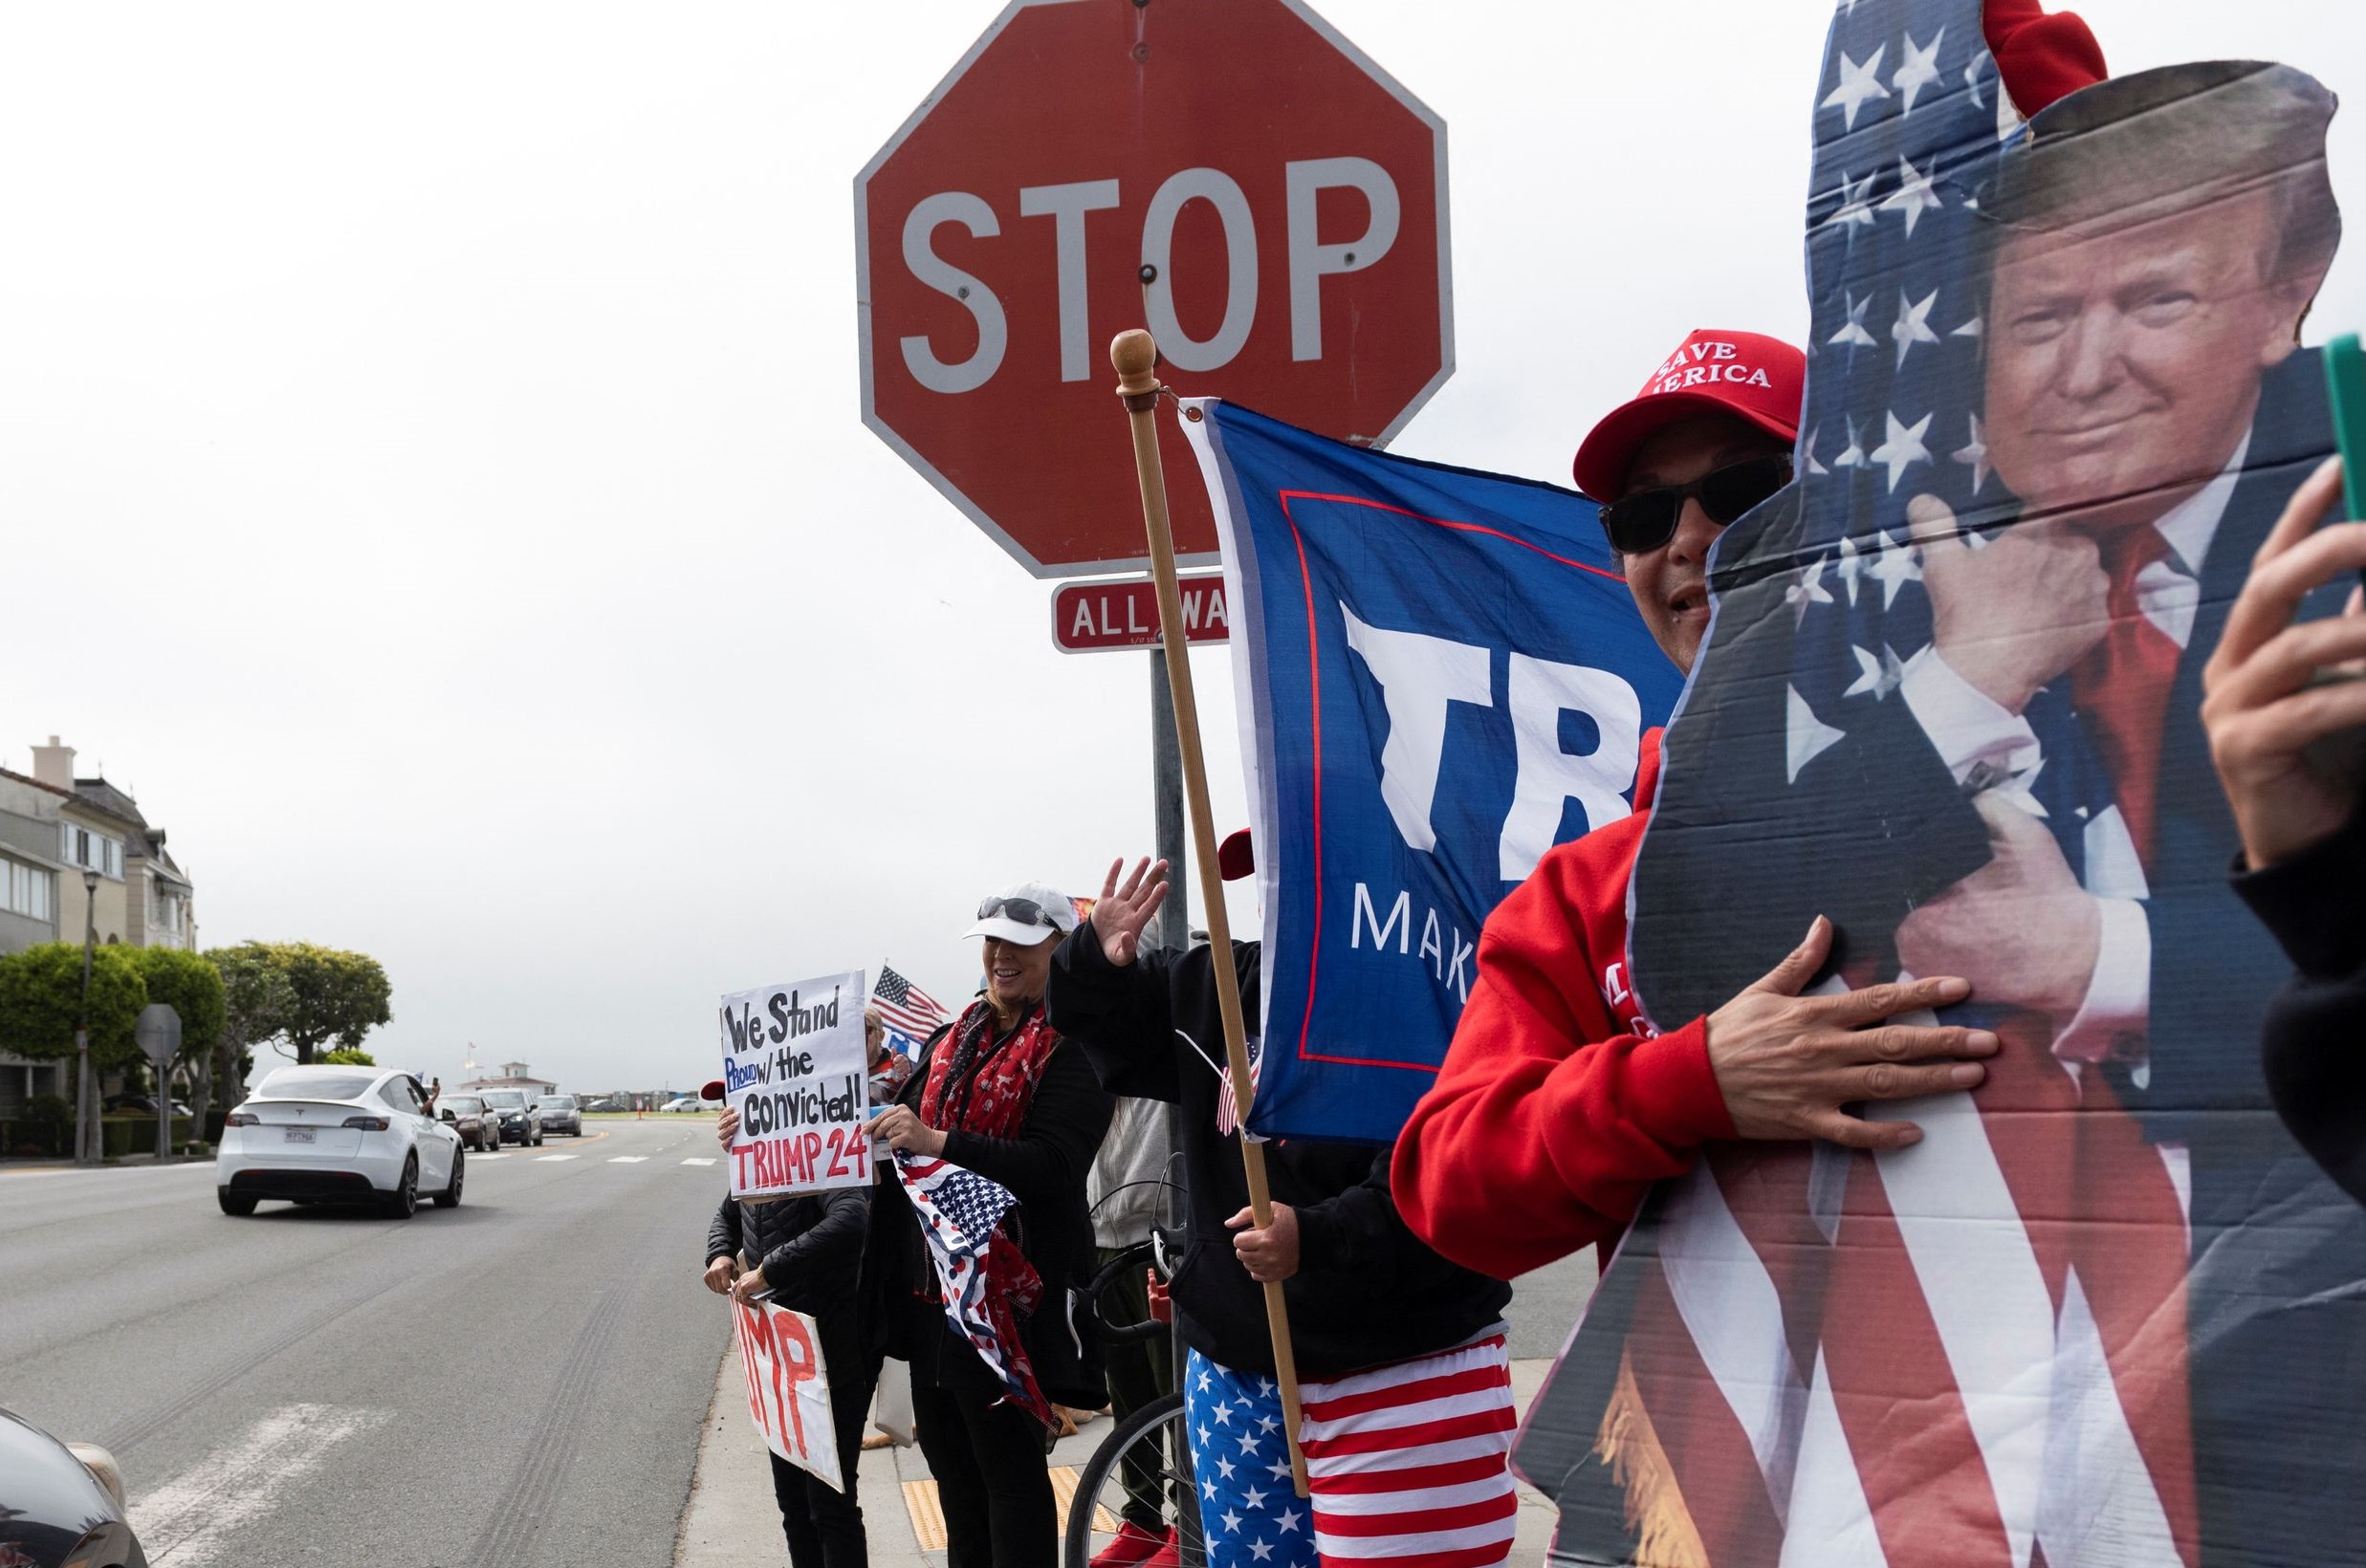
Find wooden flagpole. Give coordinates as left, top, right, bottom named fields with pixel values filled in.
left=1111, top=327, right=1311, bottom=1498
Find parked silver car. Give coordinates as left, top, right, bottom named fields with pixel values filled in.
left=537, top=1094, right=582, bottom=1137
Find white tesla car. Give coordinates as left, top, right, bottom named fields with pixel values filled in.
left=216, top=1064, right=465, bottom=1218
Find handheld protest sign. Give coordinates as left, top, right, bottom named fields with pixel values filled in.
left=719, top=971, right=871, bottom=1200
left=1523, top=4, right=2360, bottom=1565
left=733, top=1298, right=843, bottom=1492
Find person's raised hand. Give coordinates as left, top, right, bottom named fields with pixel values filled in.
left=715, top=1108, right=738, bottom=1151
left=1093, top=857, right=1172, bottom=968
left=1705, top=915, right=1997, bottom=1151
left=866, top=1104, right=947, bottom=1159
left=1897, top=793, right=2101, bottom=1026
left=703, top=1254, right=739, bottom=1296
left=1225, top=1203, right=1301, bottom=1282
left=2203, top=455, right=2366, bottom=869
left=1911, top=494, right=2109, bottom=715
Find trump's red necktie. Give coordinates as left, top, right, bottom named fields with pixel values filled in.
left=2071, top=528, right=2184, bottom=866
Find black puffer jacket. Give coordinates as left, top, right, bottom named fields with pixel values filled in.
left=1047, top=920, right=1513, bottom=1379
left=707, top=1187, right=869, bottom=1321
left=859, top=1001, right=1114, bottom=1411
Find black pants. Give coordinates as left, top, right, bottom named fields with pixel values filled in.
left=911, top=1383, right=1055, bottom=1568
left=769, top=1345, right=880, bottom=1568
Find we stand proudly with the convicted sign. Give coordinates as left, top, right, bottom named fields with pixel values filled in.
left=734, top=1298, right=842, bottom=1492
left=719, top=971, right=869, bottom=1200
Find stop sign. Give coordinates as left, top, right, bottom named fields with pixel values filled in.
left=856, top=0, right=1449, bottom=578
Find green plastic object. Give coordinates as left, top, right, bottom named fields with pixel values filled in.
left=2326, top=332, right=2366, bottom=525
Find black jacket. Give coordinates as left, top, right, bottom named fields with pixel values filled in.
left=858, top=1001, right=1114, bottom=1410
left=1047, top=921, right=1512, bottom=1380
left=706, top=1186, right=869, bottom=1323
left=2235, top=803, right=2366, bottom=1208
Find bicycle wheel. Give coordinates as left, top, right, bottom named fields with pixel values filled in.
left=1065, top=1389, right=1207, bottom=1568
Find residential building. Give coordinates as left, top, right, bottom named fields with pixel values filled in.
left=0, top=771, right=66, bottom=1118
left=1, top=739, right=201, bottom=1123
left=31, top=737, right=197, bottom=952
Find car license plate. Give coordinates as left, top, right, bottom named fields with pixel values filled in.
left=284, top=1126, right=317, bottom=1143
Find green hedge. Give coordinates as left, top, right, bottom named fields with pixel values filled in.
left=99, top=1115, right=193, bottom=1158
left=2, top=1119, right=66, bottom=1159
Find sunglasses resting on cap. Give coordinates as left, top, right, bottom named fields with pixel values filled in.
left=976, top=895, right=1059, bottom=928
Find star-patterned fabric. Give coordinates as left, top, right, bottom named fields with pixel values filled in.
left=1185, top=1350, right=1318, bottom=1568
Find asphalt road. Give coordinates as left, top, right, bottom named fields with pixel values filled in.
left=0, top=1116, right=736, bottom=1568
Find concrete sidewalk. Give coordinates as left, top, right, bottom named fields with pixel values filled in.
left=674, top=1342, right=1562, bottom=1566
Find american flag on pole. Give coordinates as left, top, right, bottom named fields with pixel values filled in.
left=1532, top=2, right=2203, bottom=1565
left=871, top=964, right=951, bottom=1056
left=892, top=1149, right=1050, bottom=1424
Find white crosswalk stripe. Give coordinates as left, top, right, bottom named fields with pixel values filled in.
left=134, top=1404, right=389, bottom=1567
left=680, top=1158, right=716, bottom=1166
left=535, top=1154, right=577, bottom=1163
left=608, top=1156, right=647, bottom=1164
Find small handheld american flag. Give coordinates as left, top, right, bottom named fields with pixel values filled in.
left=871, top=964, right=951, bottom=1056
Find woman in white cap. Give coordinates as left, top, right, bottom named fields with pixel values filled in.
left=859, top=881, right=1114, bottom=1568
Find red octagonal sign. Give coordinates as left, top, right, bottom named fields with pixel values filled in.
left=857, top=0, right=1450, bottom=578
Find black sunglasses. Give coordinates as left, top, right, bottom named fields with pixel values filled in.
left=1598, top=455, right=1792, bottom=555
left=977, top=896, right=1058, bottom=928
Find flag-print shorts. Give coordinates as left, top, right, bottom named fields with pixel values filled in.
left=1185, top=1331, right=1518, bottom=1568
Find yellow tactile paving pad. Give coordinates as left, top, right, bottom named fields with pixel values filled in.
left=902, top=1467, right=1117, bottom=1551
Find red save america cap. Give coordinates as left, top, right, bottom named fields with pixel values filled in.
left=1570, top=329, right=1806, bottom=503
left=1217, top=829, right=1254, bottom=882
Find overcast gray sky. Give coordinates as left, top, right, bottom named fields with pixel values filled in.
left=3, top=1, right=2356, bottom=1096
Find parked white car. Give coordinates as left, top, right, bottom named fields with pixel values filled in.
left=216, top=1065, right=465, bottom=1219
left=656, top=1096, right=706, bottom=1113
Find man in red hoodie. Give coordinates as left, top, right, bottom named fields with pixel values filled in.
left=1391, top=7, right=2111, bottom=1284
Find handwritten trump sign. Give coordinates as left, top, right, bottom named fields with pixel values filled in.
left=719, top=970, right=870, bottom=1200
left=733, top=1297, right=842, bottom=1491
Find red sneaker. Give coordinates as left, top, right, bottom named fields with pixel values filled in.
left=1140, top=1528, right=1182, bottom=1568
left=1090, top=1521, right=1166, bottom=1568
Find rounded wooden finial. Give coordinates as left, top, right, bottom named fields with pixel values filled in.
left=1111, top=329, right=1161, bottom=397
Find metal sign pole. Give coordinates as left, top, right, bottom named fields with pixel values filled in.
left=1149, top=650, right=1191, bottom=953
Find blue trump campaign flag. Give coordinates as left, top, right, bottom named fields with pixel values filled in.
left=1179, top=399, right=1682, bottom=1145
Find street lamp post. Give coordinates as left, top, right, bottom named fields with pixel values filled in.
left=74, top=867, right=99, bottom=1165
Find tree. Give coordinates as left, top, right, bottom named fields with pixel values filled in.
left=133, top=947, right=229, bottom=1138
left=206, top=943, right=297, bottom=1113
left=0, top=943, right=147, bottom=1069
left=319, top=1046, right=377, bottom=1066
left=271, top=943, right=392, bottom=1063
left=200, top=941, right=392, bottom=1065
left=128, top=947, right=226, bottom=1063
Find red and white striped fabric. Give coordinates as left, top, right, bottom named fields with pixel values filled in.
left=1299, top=1333, right=1520, bottom=1568
left=1600, top=1008, right=2196, bottom=1568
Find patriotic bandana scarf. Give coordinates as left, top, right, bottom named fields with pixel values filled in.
left=916, top=996, right=1063, bottom=1422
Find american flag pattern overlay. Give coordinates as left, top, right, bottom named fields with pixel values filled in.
left=1581, top=1, right=2202, bottom=1565
left=893, top=1149, right=1050, bottom=1425
left=1188, top=1337, right=1519, bottom=1568
left=872, top=964, right=951, bottom=1055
